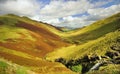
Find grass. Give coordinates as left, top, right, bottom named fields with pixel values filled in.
left=0, top=13, right=120, bottom=74
left=0, top=61, right=8, bottom=68
left=0, top=58, right=36, bottom=74
left=61, top=12, right=120, bottom=44
left=46, top=30, right=120, bottom=60
left=16, top=67, right=27, bottom=74
left=0, top=46, right=34, bottom=59
left=87, top=64, right=120, bottom=74
left=0, top=27, right=36, bottom=42
left=0, top=14, right=69, bottom=58
left=70, top=64, right=82, bottom=73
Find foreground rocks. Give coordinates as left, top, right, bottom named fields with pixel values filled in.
left=55, top=38, right=120, bottom=74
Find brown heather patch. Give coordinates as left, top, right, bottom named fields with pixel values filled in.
left=16, top=21, right=60, bottom=40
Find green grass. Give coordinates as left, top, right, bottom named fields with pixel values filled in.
left=0, top=25, right=36, bottom=42
left=0, top=16, right=36, bottom=42
left=0, top=60, right=9, bottom=74
left=46, top=30, right=120, bottom=60
left=0, top=61, right=8, bottom=68
left=0, top=58, right=35, bottom=74
left=87, top=64, right=120, bottom=74
left=70, top=64, right=82, bottom=73
left=63, top=13, right=120, bottom=44
left=16, top=67, right=27, bottom=74
left=0, top=13, right=120, bottom=74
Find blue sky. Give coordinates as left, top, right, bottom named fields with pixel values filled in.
left=0, top=0, right=120, bottom=28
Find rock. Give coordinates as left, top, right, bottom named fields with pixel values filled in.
left=112, top=57, right=120, bottom=64
left=89, top=62, right=103, bottom=71
left=90, top=54, right=100, bottom=61
left=55, top=58, right=66, bottom=64
left=81, top=55, right=90, bottom=62
left=110, top=45, right=120, bottom=52
left=101, top=56, right=109, bottom=59
left=66, top=59, right=75, bottom=67
left=105, top=51, right=119, bottom=59
left=117, top=38, right=120, bottom=42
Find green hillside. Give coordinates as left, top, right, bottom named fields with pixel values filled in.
left=0, top=58, right=38, bottom=74
left=62, top=13, right=120, bottom=44
left=0, top=12, right=120, bottom=74
left=0, top=14, right=76, bottom=74
left=46, top=13, right=120, bottom=74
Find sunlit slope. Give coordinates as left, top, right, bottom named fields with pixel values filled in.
left=46, top=30, right=120, bottom=61
left=0, top=15, right=69, bottom=57
left=62, top=12, right=120, bottom=43
left=0, top=47, right=76, bottom=74
left=0, top=14, right=76, bottom=74
left=0, top=58, right=38, bottom=74
left=3, top=14, right=64, bottom=36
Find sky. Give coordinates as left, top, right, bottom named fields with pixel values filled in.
left=0, top=0, right=120, bottom=28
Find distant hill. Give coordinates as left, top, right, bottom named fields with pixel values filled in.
left=61, top=13, right=120, bottom=44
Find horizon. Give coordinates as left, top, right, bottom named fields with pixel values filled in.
left=0, top=0, right=120, bottom=28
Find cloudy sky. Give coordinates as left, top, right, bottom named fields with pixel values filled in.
left=0, top=0, right=120, bottom=28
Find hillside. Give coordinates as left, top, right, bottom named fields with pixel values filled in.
left=0, top=14, right=76, bottom=74
left=47, top=29, right=120, bottom=74
left=46, top=13, right=120, bottom=74
left=0, top=12, right=120, bottom=74
left=0, top=14, right=69, bottom=57
left=60, top=13, right=120, bottom=44
left=0, top=58, right=38, bottom=74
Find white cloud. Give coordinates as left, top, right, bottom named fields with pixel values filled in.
left=0, top=0, right=120, bottom=28
left=45, top=18, right=60, bottom=24
left=49, top=4, right=120, bottom=28
left=40, top=0, right=93, bottom=19
left=87, top=4, right=120, bottom=20
left=0, top=0, right=41, bottom=16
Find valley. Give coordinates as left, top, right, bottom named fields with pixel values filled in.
left=0, top=13, right=120, bottom=74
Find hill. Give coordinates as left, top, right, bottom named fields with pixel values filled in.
left=46, top=13, right=120, bottom=74
left=0, top=14, right=76, bottom=74
left=0, top=14, right=69, bottom=57
left=0, top=12, right=120, bottom=74
left=60, top=13, right=120, bottom=44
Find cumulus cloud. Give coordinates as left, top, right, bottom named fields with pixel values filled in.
left=40, top=0, right=93, bottom=19
left=49, top=3, right=120, bottom=28
left=87, top=4, right=120, bottom=20
left=0, top=0, right=41, bottom=16
left=0, top=0, right=120, bottom=28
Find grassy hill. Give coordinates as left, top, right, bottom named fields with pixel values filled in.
left=0, top=12, right=120, bottom=74
left=0, top=14, right=69, bottom=57
left=0, top=14, right=76, bottom=74
left=61, top=13, right=120, bottom=44
left=46, top=13, right=120, bottom=74
left=46, top=30, right=120, bottom=60
left=0, top=58, right=38, bottom=74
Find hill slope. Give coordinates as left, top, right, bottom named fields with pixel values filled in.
left=0, top=13, right=120, bottom=74
left=46, top=13, right=120, bottom=73
left=62, top=13, right=120, bottom=44
left=0, top=14, right=69, bottom=57
left=0, top=14, right=76, bottom=74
